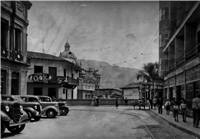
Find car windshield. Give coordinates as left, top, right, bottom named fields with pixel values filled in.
left=1, top=96, right=14, bottom=101
left=39, top=97, right=51, bottom=102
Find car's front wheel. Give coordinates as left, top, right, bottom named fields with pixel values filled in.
left=60, top=107, right=69, bottom=116
left=1, top=121, right=6, bottom=136
left=46, top=109, right=56, bottom=118
left=7, top=124, right=26, bottom=134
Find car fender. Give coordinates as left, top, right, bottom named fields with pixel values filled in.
left=1, top=110, right=11, bottom=122
left=42, top=106, right=58, bottom=115
left=23, top=107, right=37, bottom=117
left=60, top=105, right=69, bottom=110
left=19, top=109, right=30, bottom=123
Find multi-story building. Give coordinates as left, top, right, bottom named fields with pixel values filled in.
left=78, top=68, right=101, bottom=99
left=1, top=1, right=32, bottom=95
left=159, top=1, right=200, bottom=110
left=27, top=41, right=81, bottom=99
left=95, top=88, right=123, bottom=99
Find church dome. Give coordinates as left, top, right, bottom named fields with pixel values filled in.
left=59, top=40, right=77, bottom=60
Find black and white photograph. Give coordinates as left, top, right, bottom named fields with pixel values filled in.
left=1, top=0, right=200, bottom=139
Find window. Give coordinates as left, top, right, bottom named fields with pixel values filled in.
left=1, top=20, right=8, bottom=50
left=160, top=7, right=170, bottom=20
left=49, top=67, right=57, bottom=81
left=34, top=66, right=43, bottom=73
left=11, top=72, right=19, bottom=95
left=15, top=28, right=22, bottom=52
left=64, top=69, right=66, bottom=77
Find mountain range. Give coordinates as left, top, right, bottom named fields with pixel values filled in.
left=77, top=59, right=140, bottom=89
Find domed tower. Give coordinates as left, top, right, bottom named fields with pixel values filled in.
left=59, top=40, right=77, bottom=60
left=93, top=69, right=101, bottom=89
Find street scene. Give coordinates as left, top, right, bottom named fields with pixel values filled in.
left=1, top=106, right=199, bottom=139
left=1, top=1, right=200, bottom=139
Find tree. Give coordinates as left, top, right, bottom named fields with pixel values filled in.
left=136, top=62, right=161, bottom=99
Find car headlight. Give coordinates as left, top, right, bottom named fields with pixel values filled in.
left=34, top=105, right=37, bottom=109
left=20, top=105, right=23, bottom=111
left=5, top=106, right=10, bottom=112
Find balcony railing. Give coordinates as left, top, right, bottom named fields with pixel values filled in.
left=169, top=64, right=175, bottom=71
left=186, top=46, right=197, bottom=60
left=176, top=56, right=185, bottom=67
left=57, top=76, right=79, bottom=86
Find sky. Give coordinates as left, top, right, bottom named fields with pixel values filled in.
left=27, top=1, right=159, bottom=69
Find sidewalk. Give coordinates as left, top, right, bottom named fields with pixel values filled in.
left=151, top=108, right=200, bottom=138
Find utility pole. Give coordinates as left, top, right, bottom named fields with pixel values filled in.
left=42, top=38, right=45, bottom=53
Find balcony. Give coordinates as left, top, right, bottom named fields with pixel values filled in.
left=169, top=64, right=175, bottom=71
left=57, top=76, right=79, bottom=88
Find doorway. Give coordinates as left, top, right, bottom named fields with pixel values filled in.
left=48, top=88, right=57, bottom=99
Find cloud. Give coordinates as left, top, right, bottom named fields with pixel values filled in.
left=126, top=33, right=136, bottom=39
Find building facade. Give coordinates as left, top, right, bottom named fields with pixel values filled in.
left=27, top=41, right=80, bottom=99
left=95, top=88, right=122, bottom=99
left=159, top=1, right=200, bottom=109
left=1, top=1, right=32, bottom=95
left=78, top=68, right=101, bottom=99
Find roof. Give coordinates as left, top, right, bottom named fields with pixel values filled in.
left=120, top=82, right=141, bottom=89
left=27, top=51, right=66, bottom=62
left=96, top=88, right=122, bottom=92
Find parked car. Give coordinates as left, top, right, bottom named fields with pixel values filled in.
left=19, top=95, right=59, bottom=118
left=1, top=97, right=30, bottom=136
left=1, top=95, right=42, bottom=121
left=38, top=96, right=69, bottom=116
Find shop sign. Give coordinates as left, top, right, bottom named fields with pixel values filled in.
left=29, top=73, right=52, bottom=82
left=186, top=65, right=200, bottom=82
left=169, top=77, right=175, bottom=87
left=176, top=73, right=185, bottom=85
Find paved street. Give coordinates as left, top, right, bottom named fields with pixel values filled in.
left=2, top=106, right=198, bottom=139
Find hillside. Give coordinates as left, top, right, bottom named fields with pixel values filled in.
left=78, top=59, right=140, bottom=89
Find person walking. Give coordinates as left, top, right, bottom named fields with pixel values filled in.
left=192, top=93, right=200, bottom=128
left=124, top=98, right=128, bottom=106
left=171, top=98, right=175, bottom=117
left=173, top=101, right=179, bottom=122
left=180, top=99, right=187, bottom=122
left=153, top=97, right=157, bottom=109
left=115, top=97, right=119, bottom=109
left=165, top=99, right=171, bottom=115
left=149, top=97, right=153, bottom=109
left=157, top=98, right=163, bottom=114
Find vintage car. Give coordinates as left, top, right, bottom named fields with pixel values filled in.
left=1, top=95, right=42, bottom=121
left=38, top=96, right=69, bottom=116
left=1, top=98, right=30, bottom=136
left=19, top=95, right=59, bottom=118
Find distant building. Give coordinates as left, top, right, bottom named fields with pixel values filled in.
left=1, top=1, right=32, bottom=95
left=95, top=88, right=123, bottom=99
left=27, top=41, right=81, bottom=99
left=121, top=81, right=163, bottom=100
left=159, top=1, right=200, bottom=110
left=78, top=68, right=101, bottom=99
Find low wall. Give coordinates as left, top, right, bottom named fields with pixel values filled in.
left=61, top=99, right=137, bottom=106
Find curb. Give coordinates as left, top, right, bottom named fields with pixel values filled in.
left=150, top=110, right=200, bottom=139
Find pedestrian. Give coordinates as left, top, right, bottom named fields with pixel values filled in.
left=192, top=93, right=200, bottom=128
left=149, top=97, right=153, bottom=109
left=157, top=98, right=163, bottom=114
left=115, top=97, right=119, bottom=109
left=91, top=97, right=95, bottom=106
left=96, top=97, right=99, bottom=107
left=173, top=101, right=179, bottom=122
left=153, top=97, right=157, bottom=109
left=180, top=99, right=187, bottom=122
left=170, top=98, right=175, bottom=117
left=125, top=98, right=128, bottom=106
left=165, top=99, right=171, bottom=115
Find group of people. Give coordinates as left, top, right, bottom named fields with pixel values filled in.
left=151, top=94, right=200, bottom=128
left=91, top=97, right=99, bottom=106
